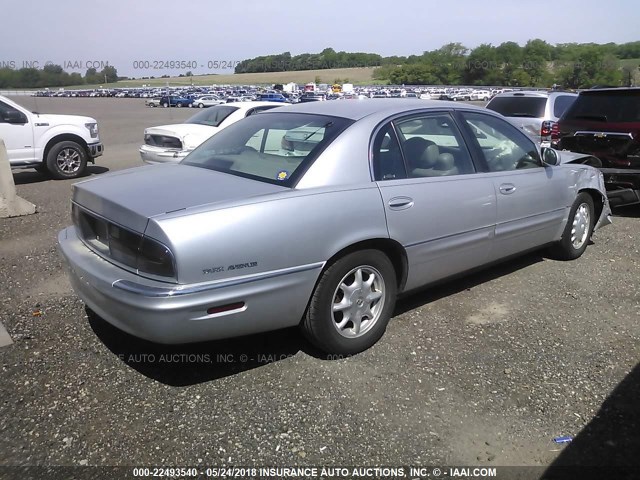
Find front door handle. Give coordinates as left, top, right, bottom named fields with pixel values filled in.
left=388, top=196, right=414, bottom=210
left=499, top=184, right=516, bottom=195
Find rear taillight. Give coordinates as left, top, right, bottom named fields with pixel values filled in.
left=550, top=122, right=560, bottom=142
left=73, top=203, right=176, bottom=280
left=541, top=120, right=554, bottom=137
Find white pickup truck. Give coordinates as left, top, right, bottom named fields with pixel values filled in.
left=0, top=95, right=103, bottom=179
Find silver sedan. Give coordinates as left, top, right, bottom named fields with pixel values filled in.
left=58, top=99, right=612, bottom=354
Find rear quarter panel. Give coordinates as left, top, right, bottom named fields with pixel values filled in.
left=147, top=185, right=388, bottom=285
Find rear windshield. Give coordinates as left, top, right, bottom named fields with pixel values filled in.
left=186, top=105, right=239, bottom=127
left=486, top=96, right=546, bottom=118
left=563, top=90, right=640, bottom=123
left=182, top=112, right=353, bottom=186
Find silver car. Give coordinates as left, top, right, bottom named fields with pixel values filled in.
left=486, top=90, right=578, bottom=146
left=58, top=99, right=611, bottom=354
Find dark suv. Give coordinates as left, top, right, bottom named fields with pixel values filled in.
left=554, top=88, right=640, bottom=207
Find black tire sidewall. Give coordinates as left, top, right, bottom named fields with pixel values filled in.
left=303, top=249, right=397, bottom=355
left=46, top=141, right=88, bottom=179
left=557, top=192, right=595, bottom=260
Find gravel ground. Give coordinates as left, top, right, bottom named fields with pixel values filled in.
left=0, top=98, right=639, bottom=477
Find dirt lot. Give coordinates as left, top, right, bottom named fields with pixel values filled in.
left=0, top=97, right=639, bottom=477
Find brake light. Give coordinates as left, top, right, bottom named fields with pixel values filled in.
left=541, top=120, right=554, bottom=137
left=550, top=122, right=560, bottom=141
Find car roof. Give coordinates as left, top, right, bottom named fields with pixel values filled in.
left=580, top=87, right=640, bottom=94
left=262, top=98, right=487, bottom=120
left=492, top=90, right=577, bottom=99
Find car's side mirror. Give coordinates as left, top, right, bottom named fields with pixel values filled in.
left=541, top=147, right=560, bottom=166
left=3, top=110, right=27, bottom=124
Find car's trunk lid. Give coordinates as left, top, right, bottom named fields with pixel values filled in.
left=72, top=164, right=286, bottom=233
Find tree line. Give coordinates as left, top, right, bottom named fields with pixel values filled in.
left=235, top=41, right=640, bottom=88
left=0, top=64, right=119, bottom=89
left=376, top=40, right=638, bottom=88
left=234, top=48, right=383, bottom=74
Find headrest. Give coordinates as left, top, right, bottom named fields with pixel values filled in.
left=403, top=137, right=429, bottom=161
left=419, top=144, right=440, bottom=168
left=435, top=153, right=455, bottom=170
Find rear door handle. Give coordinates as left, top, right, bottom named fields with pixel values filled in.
left=388, top=196, right=414, bottom=210
left=499, top=184, right=516, bottom=195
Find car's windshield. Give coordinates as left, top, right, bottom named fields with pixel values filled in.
left=186, top=105, right=239, bottom=127
left=182, top=112, right=353, bottom=186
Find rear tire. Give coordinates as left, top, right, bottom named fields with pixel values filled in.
left=548, top=192, right=595, bottom=260
left=301, top=249, right=397, bottom=355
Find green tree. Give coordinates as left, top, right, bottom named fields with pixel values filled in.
left=463, top=43, right=499, bottom=85
left=557, top=46, right=622, bottom=88
left=85, top=67, right=99, bottom=84
left=426, top=42, right=468, bottom=84
left=100, top=65, right=118, bottom=83
left=523, top=39, right=553, bottom=85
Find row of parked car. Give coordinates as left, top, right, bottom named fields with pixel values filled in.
left=139, top=87, right=640, bottom=209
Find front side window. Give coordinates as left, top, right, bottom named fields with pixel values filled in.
left=394, top=113, right=475, bottom=177
left=0, top=100, right=22, bottom=123
left=183, top=112, right=353, bottom=186
left=461, top=112, right=542, bottom=171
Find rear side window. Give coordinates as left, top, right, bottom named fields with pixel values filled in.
left=553, top=95, right=577, bottom=118
left=394, top=113, right=475, bottom=177
left=186, top=105, right=239, bottom=127
left=486, top=96, right=547, bottom=118
left=372, top=124, right=406, bottom=181
left=563, top=90, right=640, bottom=123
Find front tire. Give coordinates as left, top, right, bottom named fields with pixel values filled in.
left=301, top=250, right=397, bottom=355
left=198, top=103, right=204, bottom=108
left=46, top=141, right=87, bottom=179
left=548, top=192, right=595, bottom=260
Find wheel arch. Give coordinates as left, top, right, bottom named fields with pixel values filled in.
left=43, top=134, right=90, bottom=163
left=578, top=187, right=604, bottom=222
left=322, top=238, right=409, bottom=293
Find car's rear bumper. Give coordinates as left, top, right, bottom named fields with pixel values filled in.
left=139, top=145, right=190, bottom=165
left=57, top=226, right=322, bottom=344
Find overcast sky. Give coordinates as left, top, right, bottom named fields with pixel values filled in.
left=1, top=0, right=638, bottom=78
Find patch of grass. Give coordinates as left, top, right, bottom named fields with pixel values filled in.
left=95, top=67, right=378, bottom=89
